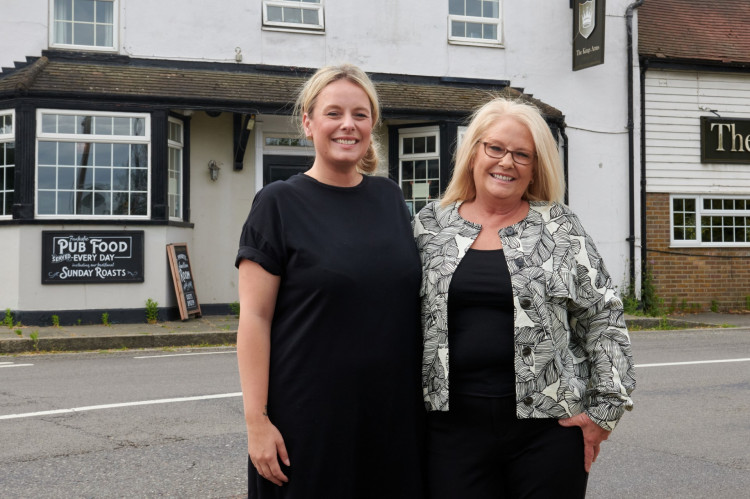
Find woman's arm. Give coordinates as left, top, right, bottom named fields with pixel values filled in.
left=237, top=259, right=289, bottom=486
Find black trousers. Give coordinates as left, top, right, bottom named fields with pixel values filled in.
left=427, top=394, right=588, bottom=499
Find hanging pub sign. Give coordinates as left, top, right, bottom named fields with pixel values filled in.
left=701, top=116, right=750, bottom=164
left=42, top=231, right=144, bottom=284
left=573, top=0, right=606, bottom=71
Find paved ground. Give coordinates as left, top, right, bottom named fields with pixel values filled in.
left=1, top=311, right=749, bottom=354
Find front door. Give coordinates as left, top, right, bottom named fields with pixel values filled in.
left=262, top=154, right=313, bottom=186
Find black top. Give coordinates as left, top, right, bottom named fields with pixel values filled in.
left=236, top=173, right=424, bottom=498
left=448, top=248, right=515, bottom=397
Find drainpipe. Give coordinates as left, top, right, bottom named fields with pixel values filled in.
left=626, top=0, right=644, bottom=293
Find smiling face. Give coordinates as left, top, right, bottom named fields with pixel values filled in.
left=302, top=78, right=373, bottom=173
left=471, top=116, right=536, bottom=208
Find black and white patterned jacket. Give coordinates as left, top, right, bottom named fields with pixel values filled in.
left=414, top=200, right=635, bottom=431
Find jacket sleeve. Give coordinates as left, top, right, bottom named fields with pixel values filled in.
left=567, top=222, right=636, bottom=432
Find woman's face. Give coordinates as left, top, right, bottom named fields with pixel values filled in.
left=471, top=116, right=536, bottom=207
left=303, top=79, right=373, bottom=172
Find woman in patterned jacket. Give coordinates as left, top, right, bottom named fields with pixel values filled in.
left=413, top=97, right=635, bottom=498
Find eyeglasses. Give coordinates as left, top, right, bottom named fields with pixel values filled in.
left=480, top=142, right=535, bottom=165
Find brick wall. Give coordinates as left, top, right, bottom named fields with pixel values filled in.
left=645, top=193, right=750, bottom=312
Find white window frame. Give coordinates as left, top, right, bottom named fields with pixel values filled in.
left=670, top=194, right=750, bottom=247
left=262, top=0, right=325, bottom=32
left=49, top=0, right=119, bottom=52
left=399, top=126, right=441, bottom=216
left=35, top=109, right=151, bottom=220
left=0, top=110, right=15, bottom=219
left=448, top=0, right=503, bottom=47
left=167, top=118, right=183, bottom=221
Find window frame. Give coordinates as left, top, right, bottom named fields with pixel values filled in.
left=167, top=117, right=183, bottom=222
left=262, top=0, right=325, bottom=32
left=35, top=109, right=151, bottom=220
left=399, top=126, right=441, bottom=217
left=0, top=110, right=15, bottom=219
left=670, top=194, right=750, bottom=247
left=448, top=0, right=503, bottom=47
left=49, top=0, right=119, bottom=52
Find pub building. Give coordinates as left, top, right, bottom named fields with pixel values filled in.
left=638, top=0, right=750, bottom=311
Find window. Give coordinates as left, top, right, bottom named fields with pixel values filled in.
left=448, top=0, right=502, bottom=46
left=168, top=118, right=183, bottom=220
left=399, top=127, right=440, bottom=216
left=672, top=196, right=750, bottom=246
left=263, top=0, right=324, bottom=31
left=36, top=110, right=150, bottom=218
left=0, top=111, right=14, bottom=217
left=50, top=0, right=117, bottom=50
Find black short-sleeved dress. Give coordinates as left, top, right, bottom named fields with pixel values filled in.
left=236, top=173, right=424, bottom=499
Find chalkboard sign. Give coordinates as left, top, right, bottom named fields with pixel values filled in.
left=42, top=231, right=144, bottom=284
left=166, top=243, right=201, bottom=320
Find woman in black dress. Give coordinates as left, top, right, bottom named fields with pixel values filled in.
left=235, top=64, right=424, bottom=498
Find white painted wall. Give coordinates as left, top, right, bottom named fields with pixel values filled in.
left=0, top=0, right=641, bottom=301
left=645, top=69, right=750, bottom=194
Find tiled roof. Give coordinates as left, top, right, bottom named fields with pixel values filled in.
left=638, top=0, right=750, bottom=65
left=0, top=55, right=562, bottom=120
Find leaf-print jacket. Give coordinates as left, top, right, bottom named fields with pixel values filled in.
left=414, top=200, right=635, bottom=431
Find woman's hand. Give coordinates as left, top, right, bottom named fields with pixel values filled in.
left=248, top=417, right=290, bottom=486
left=558, top=412, right=611, bottom=472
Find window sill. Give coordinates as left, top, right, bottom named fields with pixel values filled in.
left=448, top=39, right=504, bottom=48
left=261, top=25, right=325, bottom=35
left=0, top=218, right=194, bottom=228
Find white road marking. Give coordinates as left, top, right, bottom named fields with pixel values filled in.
left=133, top=351, right=236, bottom=359
left=0, top=363, right=33, bottom=368
left=637, top=358, right=750, bottom=368
left=0, top=392, right=242, bottom=420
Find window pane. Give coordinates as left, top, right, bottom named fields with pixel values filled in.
left=94, top=142, right=112, bottom=166
left=58, top=142, right=75, bottom=165
left=426, top=136, right=436, bottom=153
left=284, top=7, right=302, bottom=23
left=674, top=227, right=684, bottom=240
left=95, top=24, right=112, bottom=46
left=685, top=199, right=695, bottom=211
left=415, top=160, right=427, bottom=179
left=94, top=167, right=111, bottom=189
left=54, top=21, right=72, bottom=44
left=76, top=192, right=93, bottom=214
left=77, top=115, right=92, bottom=134
left=76, top=167, right=93, bottom=189
left=76, top=142, right=93, bottom=166
left=673, top=198, right=683, bottom=211
left=55, top=0, right=73, bottom=21
left=131, top=144, right=147, bottom=167
left=429, top=181, right=440, bottom=199
left=42, top=115, right=57, bottom=134
left=483, top=24, right=497, bottom=40
left=428, top=159, right=439, bottom=178
left=5, top=143, right=14, bottom=166
left=132, top=118, right=145, bottom=136
left=58, top=167, right=75, bottom=189
left=302, top=9, right=319, bottom=25
left=59, top=115, right=76, bottom=134
left=113, top=117, right=130, bottom=135
left=414, top=136, right=426, bottom=154
left=38, top=167, right=56, bottom=189
left=38, top=191, right=56, bottom=214
left=113, top=143, right=129, bottom=166
left=4, top=191, right=11, bottom=215
left=94, top=192, right=110, bottom=215
left=466, top=0, right=482, bottom=17
left=449, top=0, right=464, bottom=15
left=112, top=192, right=128, bottom=215
left=402, top=161, right=414, bottom=180
left=74, top=0, right=95, bottom=22
left=5, top=166, right=14, bottom=190
left=131, top=169, right=147, bottom=191
left=466, top=22, right=482, bottom=38
left=451, top=20, right=466, bottom=37
left=57, top=191, right=74, bottom=214
left=73, top=22, right=95, bottom=46
left=267, top=6, right=282, bottom=21
left=483, top=0, right=499, bottom=18
left=112, top=168, right=129, bottom=189
left=130, top=193, right=147, bottom=215
left=96, top=0, right=113, bottom=23
left=94, top=116, right=112, bottom=135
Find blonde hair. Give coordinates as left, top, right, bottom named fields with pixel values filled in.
left=441, top=97, right=565, bottom=205
left=294, top=64, right=381, bottom=174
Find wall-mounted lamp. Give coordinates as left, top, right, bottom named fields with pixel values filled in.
left=246, top=114, right=256, bottom=131
left=208, top=160, right=221, bottom=181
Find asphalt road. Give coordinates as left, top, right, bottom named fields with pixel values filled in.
left=1, top=328, right=749, bottom=498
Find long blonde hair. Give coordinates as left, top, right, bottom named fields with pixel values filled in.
left=441, top=97, right=565, bottom=205
left=294, top=64, right=381, bottom=174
